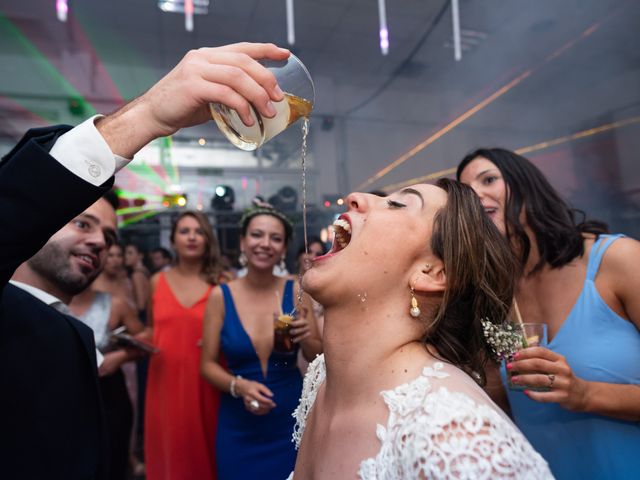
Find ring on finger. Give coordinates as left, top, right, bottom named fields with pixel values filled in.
left=249, top=399, right=260, bottom=410
left=546, top=373, right=555, bottom=389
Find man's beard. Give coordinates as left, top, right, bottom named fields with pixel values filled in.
left=28, top=242, right=101, bottom=296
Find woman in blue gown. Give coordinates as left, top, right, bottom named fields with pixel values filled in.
left=201, top=202, right=322, bottom=479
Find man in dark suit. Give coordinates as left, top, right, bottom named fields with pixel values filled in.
left=0, top=161, right=117, bottom=478
left=0, top=42, right=290, bottom=479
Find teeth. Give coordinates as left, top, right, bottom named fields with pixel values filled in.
left=331, top=218, right=352, bottom=252
left=332, top=218, right=351, bottom=232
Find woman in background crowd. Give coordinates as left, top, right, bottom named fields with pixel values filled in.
left=295, top=237, right=326, bottom=313
left=201, top=204, right=322, bottom=480
left=294, top=236, right=327, bottom=374
left=93, top=243, right=136, bottom=307
left=149, top=247, right=173, bottom=273
left=70, top=285, right=146, bottom=480
left=458, top=148, right=640, bottom=479
left=124, top=242, right=152, bottom=463
left=295, top=236, right=327, bottom=279
left=91, top=242, right=146, bottom=476
left=145, top=211, right=223, bottom=480
left=124, top=243, right=150, bottom=316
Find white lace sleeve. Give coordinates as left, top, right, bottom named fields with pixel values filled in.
left=358, top=363, right=553, bottom=480
left=291, top=354, right=326, bottom=449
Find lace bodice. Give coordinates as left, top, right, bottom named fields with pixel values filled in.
left=290, top=355, right=553, bottom=480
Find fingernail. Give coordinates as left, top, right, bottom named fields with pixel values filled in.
left=524, top=389, right=530, bottom=396
left=511, top=376, right=519, bottom=384
left=242, top=113, right=254, bottom=126
left=265, top=101, right=277, bottom=117
left=274, top=84, right=284, bottom=98
left=506, top=363, right=513, bottom=370
left=514, top=352, right=521, bottom=359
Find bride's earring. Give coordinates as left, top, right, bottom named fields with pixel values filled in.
left=239, top=251, right=247, bottom=267
left=409, top=286, right=421, bottom=318
left=280, top=256, right=286, bottom=271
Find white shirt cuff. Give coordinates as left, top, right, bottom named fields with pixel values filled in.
left=49, top=115, right=132, bottom=186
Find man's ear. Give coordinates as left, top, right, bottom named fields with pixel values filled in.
left=411, top=261, right=446, bottom=294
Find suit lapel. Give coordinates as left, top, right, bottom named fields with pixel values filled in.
left=61, top=312, right=101, bottom=376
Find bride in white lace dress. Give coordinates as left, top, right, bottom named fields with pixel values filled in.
left=289, top=179, right=552, bottom=479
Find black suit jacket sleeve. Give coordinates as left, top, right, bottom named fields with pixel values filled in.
left=0, top=125, right=115, bottom=288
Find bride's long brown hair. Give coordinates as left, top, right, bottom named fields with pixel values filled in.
left=424, top=179, right=518, bottom=385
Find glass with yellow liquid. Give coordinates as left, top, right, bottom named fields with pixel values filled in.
left=273, top=312, right=297, bottom=353
left=210, top=54, right=314, bottom=151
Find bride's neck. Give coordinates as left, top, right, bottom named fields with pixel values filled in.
left=321, top=301, right=427, bottom=407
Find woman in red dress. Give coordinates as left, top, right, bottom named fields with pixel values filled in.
left=145, top=211, right=223, bottom=480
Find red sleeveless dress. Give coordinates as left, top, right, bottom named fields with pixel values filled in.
left=145, top=273, right=219, bottom=480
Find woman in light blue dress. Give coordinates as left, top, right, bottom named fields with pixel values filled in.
left=459, top=148, right=640, bottom=480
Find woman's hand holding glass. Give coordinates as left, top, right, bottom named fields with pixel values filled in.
left=236, top=377, right=277, bottom=415
left=289, top=307, right=312, bottom=344
left=509, top=346, right=589, bottom=411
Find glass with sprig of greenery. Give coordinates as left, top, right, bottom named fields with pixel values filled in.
left=482, top=320, right=548, bottom=391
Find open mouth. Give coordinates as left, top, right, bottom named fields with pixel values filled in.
left=73, top=253, right=98, bottom=271
left=330, top=215, right=352, bottom=253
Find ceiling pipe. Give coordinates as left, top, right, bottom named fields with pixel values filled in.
left=451, top=0, right=462, bottom=61
left=286, top=0, right=295, bottom=45
left=378, top=0, right=389, bottom=55
left=185, top=0, right=194, bottom=32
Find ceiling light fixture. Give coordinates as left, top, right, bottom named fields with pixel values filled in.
left=286, top=0, right=295, bottom=45
left=451, top=0, right=461, bottom=61
left=158, top=0, right=209, bottom=32
left=212, top=185, right=235, bottom=211
left=185, top=0, right=194, bottom=32
left=56, top=0, right=68, bottom=22
left=378, top=0, right=389, bottom=55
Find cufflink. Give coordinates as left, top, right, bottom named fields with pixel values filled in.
left=87, top=162, right=101, bottom=178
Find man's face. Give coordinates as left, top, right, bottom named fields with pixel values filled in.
left=28, top=198, right=117, bottom=296
left=150, top=251, right=169, bottom=270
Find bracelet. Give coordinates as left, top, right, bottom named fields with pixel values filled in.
left=229, top=375, right=242, bottom=398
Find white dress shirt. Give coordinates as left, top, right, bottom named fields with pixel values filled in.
left=49, top=115, right=132, bottom=185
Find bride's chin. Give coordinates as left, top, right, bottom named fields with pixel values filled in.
left=300, top=269, right=333, bottom=300
left=300, top=270, right=319, bottom=295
